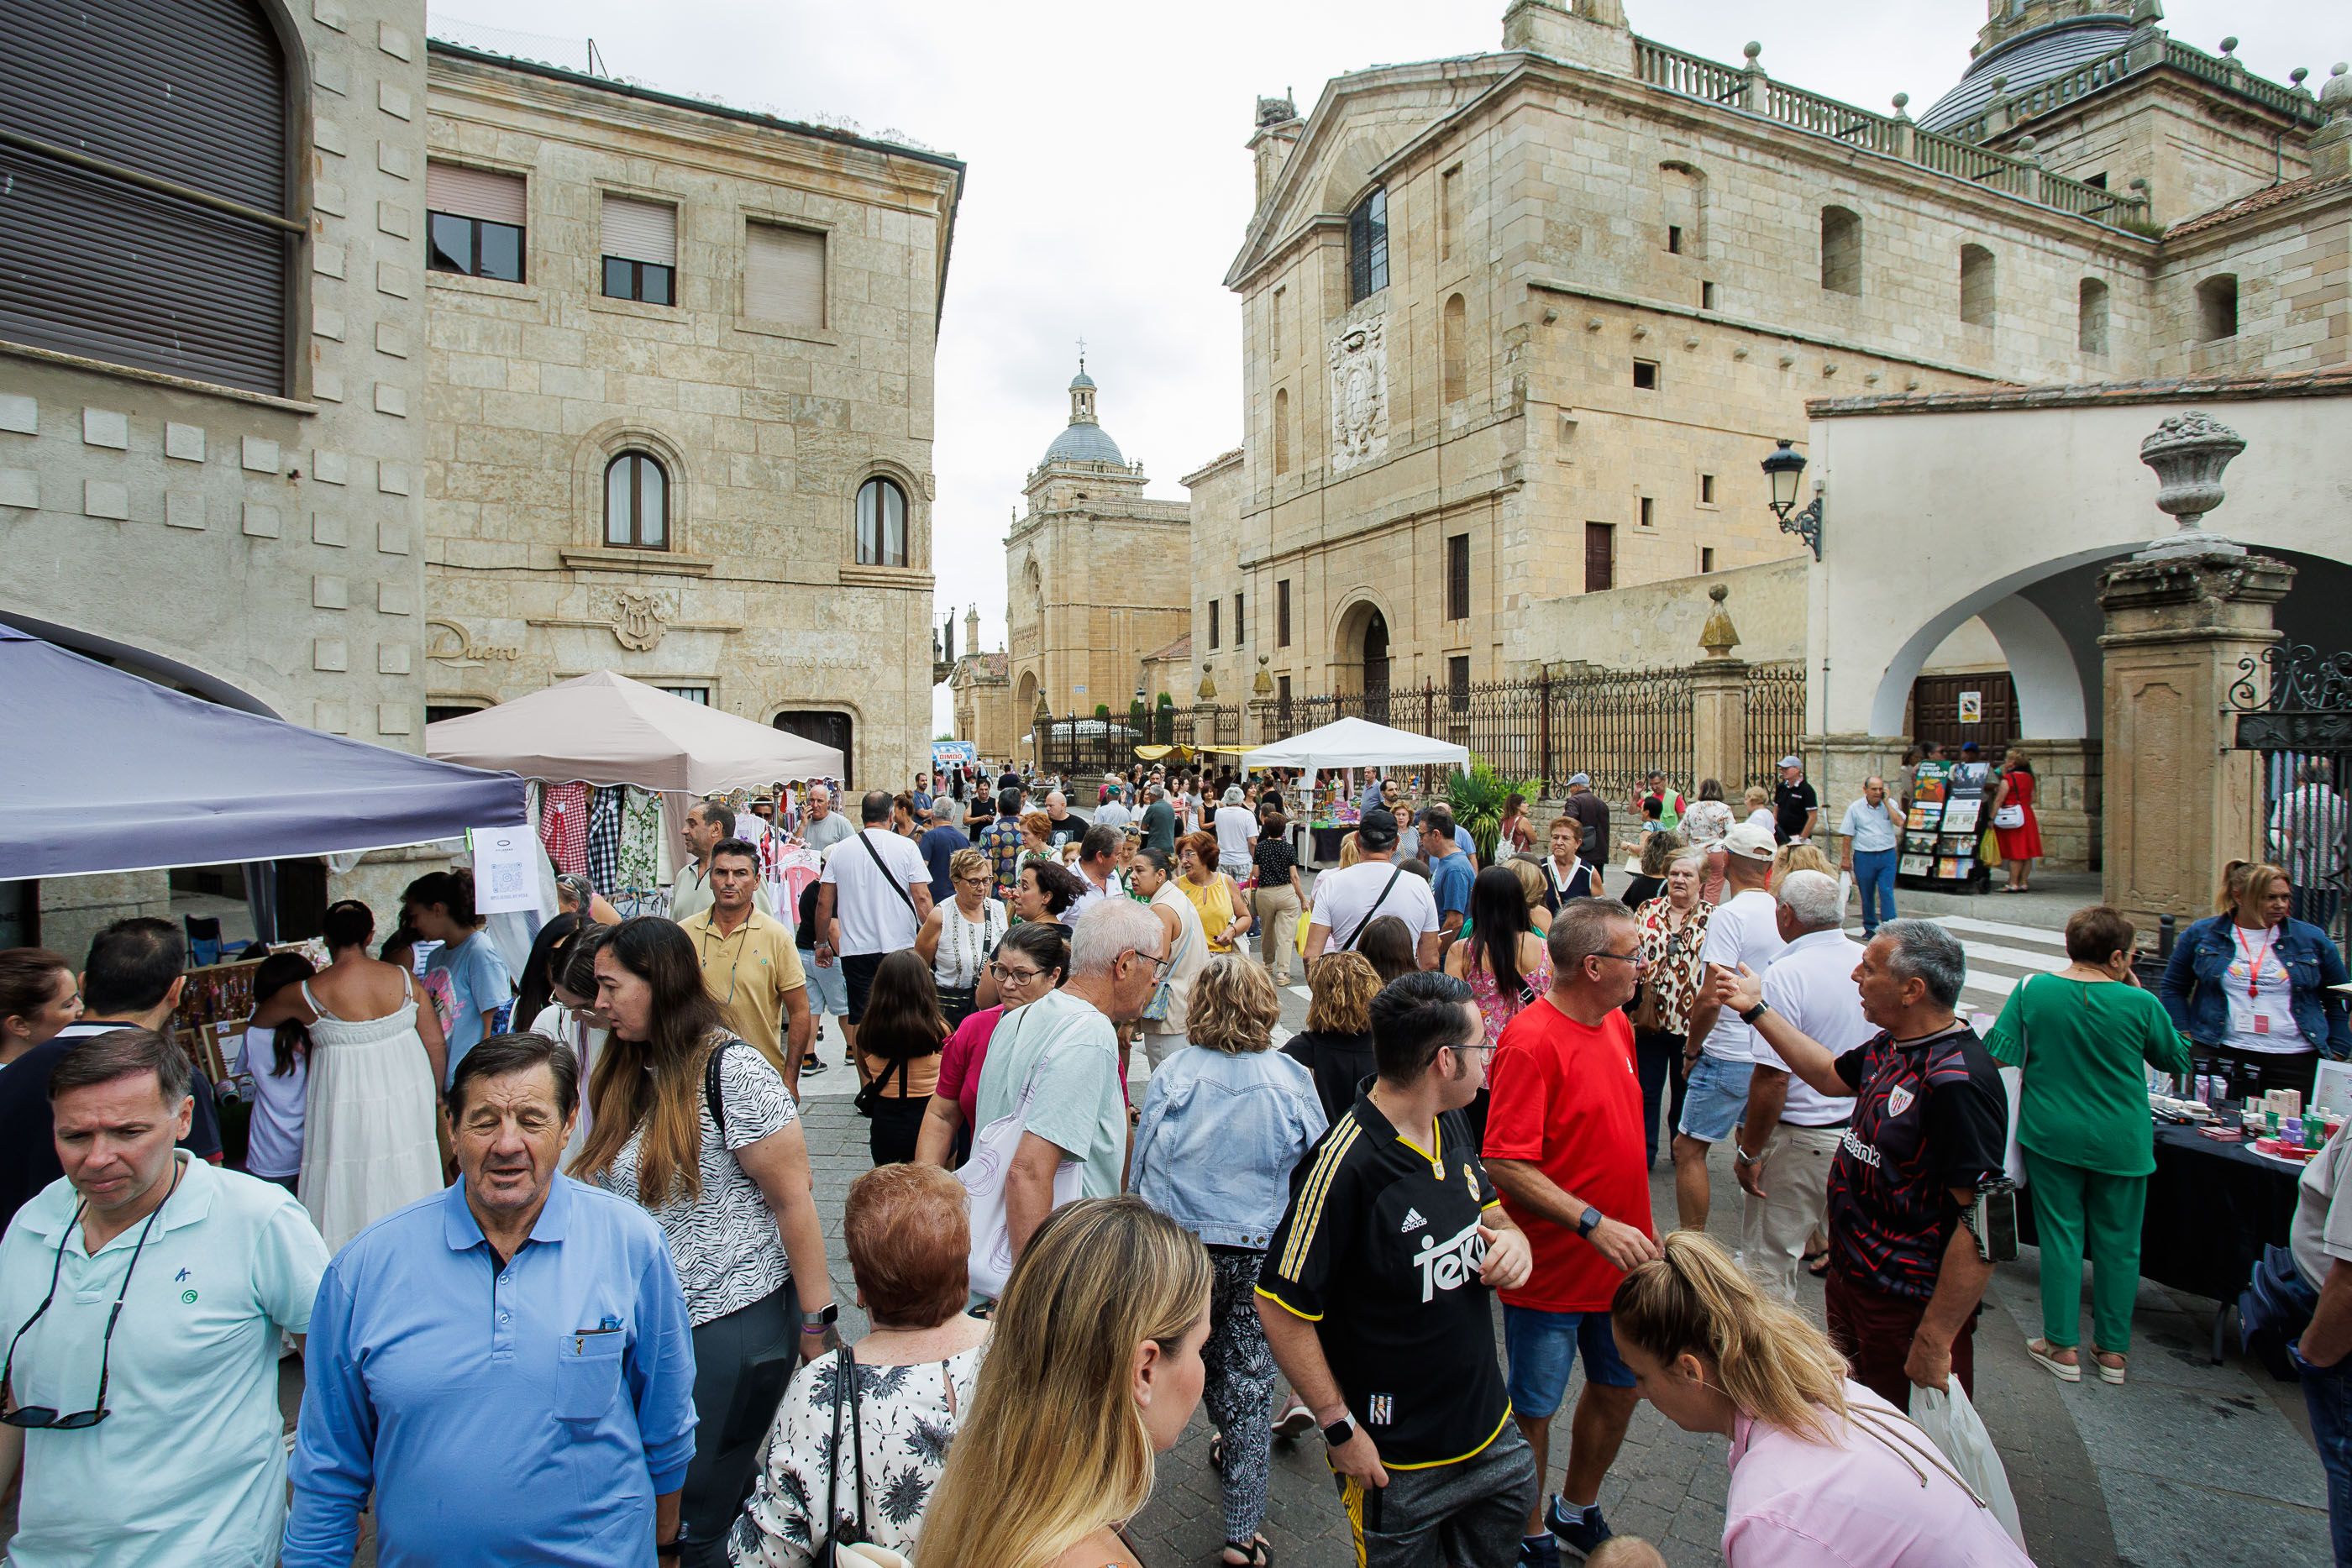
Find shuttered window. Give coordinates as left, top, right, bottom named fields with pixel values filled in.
left=744, top=223, right=826, bottom=328
left=0, top=0, right=293, bottom=394
left=1584, top=522, right=1616, bottom=593
left=425, top=162, right=525, bottom=283
left=601, top=196, right=677, bottom=304
left=1446, top=532, right=1470, bottom=621
left=428, top=164, right=525, bottom=225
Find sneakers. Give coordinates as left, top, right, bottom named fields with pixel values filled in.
left=1272, top=1402, right=1316, bottom=1441
left=1544, top=1496, right=1614, bottom=1560
left=1517, top=1534, right=1562, bottom=1568
left=800, top=1057, right=827, bottom=1078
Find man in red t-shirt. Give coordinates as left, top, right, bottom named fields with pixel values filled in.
left=1483, top=898, right=1663, bottom=1565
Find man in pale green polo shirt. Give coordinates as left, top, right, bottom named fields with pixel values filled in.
left=0, top=1028, right=328, bottom=1567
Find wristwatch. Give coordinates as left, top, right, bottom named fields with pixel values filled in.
left=1739, top=999, right=1770, bottom=1025
left=1576, top=1204, right=1604, bottom=1239
left=800, top=1302, right=839, bottom=1333
left=1320, top=1413, right=1358, bottom=1448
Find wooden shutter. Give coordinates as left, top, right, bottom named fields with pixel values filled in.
left=601, top=196, right=676, bottom=265
left=426, top=162, right=525, bottom=225
left=0, top=0, right=288, bottom=394
left=1447, top=533, right=1470, bottom=621
left=744, top=223, right=826, bottom=327
left=1584, top=522, right=1616, bottom=592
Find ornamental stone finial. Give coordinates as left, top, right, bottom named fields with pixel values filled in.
left=2134, top=410, right=2248, bottom=559
left=1698, top=582, right=1741, bottom=659
left=1253, top=654, right=1274, bottom=697
left=1197, top=663, right=1216, bottom=700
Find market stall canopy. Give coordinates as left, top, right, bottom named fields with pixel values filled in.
left=0, top=625, right=528, bottom=879
left=1242, top=716, right=1471, bottom=773
left=425, top=670, right=843, bottom=793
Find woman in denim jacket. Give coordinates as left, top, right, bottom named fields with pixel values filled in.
left=2161, top=859, right=2352, bottom=1100
left=1131, top=956, right=1327, bottom=1568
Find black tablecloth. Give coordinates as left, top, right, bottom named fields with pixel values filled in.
left=1310, top=825, right=1351, bottom=864
left=2020, top=1117, right=2301, bottom=1305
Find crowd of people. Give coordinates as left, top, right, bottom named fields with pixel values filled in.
left=6, top=747, right=2352, bottom=1568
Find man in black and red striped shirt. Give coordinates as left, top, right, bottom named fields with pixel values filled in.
left=1708, top=919, right=2008, bottom=1412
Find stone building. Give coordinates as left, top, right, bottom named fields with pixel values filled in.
left=995, top=364, right=1191, bottom=758
left=1, top=0, right=435, bottom=950
left=947, top=606, right=1017, bottom=764
left=1189, top=0, right=2339, bottom=755
left=419, top=41, right=963, bottom=787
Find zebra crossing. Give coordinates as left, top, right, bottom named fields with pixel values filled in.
left=1893, top=910, right=2072, bottom=1025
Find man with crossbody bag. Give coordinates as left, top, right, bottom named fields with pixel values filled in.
left=1301, top=809, right=1443, bottom=972
left=815, top=790, right=934, bottom=1061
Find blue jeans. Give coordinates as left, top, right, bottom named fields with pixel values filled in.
left=1852, top=847, right=1898, bottom=935
left=2295, top=1342, right=2352, bottom=1565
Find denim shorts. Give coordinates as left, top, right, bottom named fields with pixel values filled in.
left=1677, top=1053, right=1755, bottom=1143
left=1502, top=1304, right=1635, bottom=1419
left=798, top=950, right=848, bottom=1019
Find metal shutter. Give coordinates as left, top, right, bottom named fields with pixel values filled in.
left=426, top=162, right=526, bottom=226
left=0, top=0, right=290, bottom=394
left=601, top=196, right=676, bottom=265
left=743, top=223, right=825, bottom=328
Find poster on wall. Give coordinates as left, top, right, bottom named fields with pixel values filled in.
left=1958, top=690, right=1983, bottom=725
left=468, top=826, right=543, bottom=915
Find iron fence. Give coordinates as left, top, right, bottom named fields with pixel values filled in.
left=1038, top=703, right=1240, bottom=780
left=2229, top=643, right=2352, bottom=949
left=1742, top=663, right=1806, bottom=789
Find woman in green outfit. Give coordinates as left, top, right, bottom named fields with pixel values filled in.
left=1986, top=904, right=2192, bottom=1384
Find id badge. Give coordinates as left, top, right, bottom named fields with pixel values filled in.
left=2255, top=1014, right=2271, bottom=1036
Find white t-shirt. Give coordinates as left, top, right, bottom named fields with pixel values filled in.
left=1214, top=805, right=1259, bottom=864
left=1698, top=888, right=1788, bottom=1062
left=2224, top=931, right=2310, bottom=1054
left=1745, top=808, right=1777, bottom=837
left=1756, top=930, right=1870, bottom=1125
left=1095, top=800, right=1135, bottom=830
left=2294, top=1120, right=2352, bottom=1290
left=819, top=827, right=930, bottom=955
left=234, top=1025, right=307, bottom=1179
left=1310, top=859, right=1441, bottom=950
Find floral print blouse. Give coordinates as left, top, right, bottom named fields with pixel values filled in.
left=729, top=1343, right=987, bottom=1567
left=1635, top=896, right=1714, bottom=1036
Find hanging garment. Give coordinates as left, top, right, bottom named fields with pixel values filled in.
left=617, top=785, right=663, bottom=898
left=586, top=786, right=623, bottom=897
left=538, top=781, right=590, bottom=876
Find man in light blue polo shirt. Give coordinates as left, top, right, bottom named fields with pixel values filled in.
left=286, top=1030, right=696, bottom=1567
left=0, top=1027, right=328, bottom=1568
left=1837, top=774, right=1904, bottom=938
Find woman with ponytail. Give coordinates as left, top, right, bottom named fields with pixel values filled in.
left=917, top=1196, right=1212, bottom=1568
left=235, top=952, right=318, bottom=1192
left=1610, top=1232, right=2029, bottom=1565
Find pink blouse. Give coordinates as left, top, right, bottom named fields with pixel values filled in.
left=1723, top=1382, right=2031, bottom=1567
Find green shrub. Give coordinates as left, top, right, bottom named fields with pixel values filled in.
left=1443, top=759, right=1536, bottom=863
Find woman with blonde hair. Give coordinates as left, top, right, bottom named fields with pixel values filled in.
left=917, top=1196, right=1214, bottom=1568
left=1768, top=841, right=1834, bottom=889
left=1740, top=785, right=1775, bottom=838
left=1507, top=856, right=1556, bottom=936
left=1612, top=1232, right=2030, bottom=1566
left=1131, top=958, right=1325, bottom=1567
left=1177, top=831, right=1254, bottom=957
left=1281, top=949, right=1381, bottom=1126
left=2160, top=857, right=2352, bottom=1101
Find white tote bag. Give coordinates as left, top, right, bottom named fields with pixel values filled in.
left=956, top=1009, right=1084, bottom=1299
left=1911, top=1383, right=2027, bottom=1549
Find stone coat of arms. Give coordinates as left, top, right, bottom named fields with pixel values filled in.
left=1327, top=313, right=1389, bottom=474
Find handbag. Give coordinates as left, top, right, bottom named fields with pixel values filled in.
left=812, top=1346, right=874, bottom=1566
left=1993, top=803, right=2025, bottom=831
left=853, top=1052, right=911, bottom=1120
left=956, top=1008, right=1084, bottom=1298
left=1139, top=899, right=1192, bottom=1025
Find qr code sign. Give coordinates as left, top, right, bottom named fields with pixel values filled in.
left=486, top=857, right=528, bottom=898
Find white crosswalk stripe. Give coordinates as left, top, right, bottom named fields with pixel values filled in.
left=1931, top=912, right=2065, bottom=1024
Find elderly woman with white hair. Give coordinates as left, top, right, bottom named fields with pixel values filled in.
left=968, top=896, right=1170, bottom=1284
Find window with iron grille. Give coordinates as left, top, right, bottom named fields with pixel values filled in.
left=1446, top=533, right=1470, bottom=621
left=1234, top=593, right=1246, bottom=645
left=1347, top=187, right=1389, bottom=303
left=1585, top=522, right=1615, bottom=593
left=1448, top=656, right=1471, bottom=713
left=1277, top=579, right=1292, bottom=648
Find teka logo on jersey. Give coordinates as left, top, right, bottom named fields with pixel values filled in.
left=1411, top=1219, right=1489, bottom=1303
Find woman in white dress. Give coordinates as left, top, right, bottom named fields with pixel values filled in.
left=914, top=847, right=1005, bottom=1028
left=253, top=899, right=446, bottom=1251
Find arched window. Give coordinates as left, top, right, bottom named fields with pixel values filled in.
left=0, top=0, right=294, bottom=393
left=1347, top=186, right=1389, bottom=303
left=2197, top=274, right=2238, bottom=340
left=1441, top=294, right=1467, bottom=403
left=1960, top=244, right=1996, bottom=327
left=857, top=476, right=908, bottom=567
left=1820, top=207, right=1861, bottom=295
left=2077, top=278, right=2110, bottom=355
left=604, top=452, right=668, bottom=548
left=1273, top=388, right=1291, bottom=475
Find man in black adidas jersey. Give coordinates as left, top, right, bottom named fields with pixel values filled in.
left=1257, top=972, right=1538, bottom=1567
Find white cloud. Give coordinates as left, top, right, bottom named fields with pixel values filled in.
left=431, top=0, right=2330, bottom=735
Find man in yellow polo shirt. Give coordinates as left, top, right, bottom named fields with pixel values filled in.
left=677, top=838, right=813, bottom=1093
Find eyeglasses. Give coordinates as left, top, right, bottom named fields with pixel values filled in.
left=988, top=962, right=1046, bottom=985
left=1124, top=947, right=1173, bottom=979
left=3, top=1161, right=181, bottom=1431
left=1588, top=948, right=1650, bottom=970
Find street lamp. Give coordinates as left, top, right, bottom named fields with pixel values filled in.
left=1760, top=438, right=1823, bottom=561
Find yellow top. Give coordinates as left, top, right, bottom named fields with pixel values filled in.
left=1180, top=872, right=1241, bottom=952
left=676, top=906, right=806, bottom=1076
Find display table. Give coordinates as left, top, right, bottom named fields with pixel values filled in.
left=1310, top=824, right=1352, bottom=864
left=2020, top=1114, right=2301, bottom=1360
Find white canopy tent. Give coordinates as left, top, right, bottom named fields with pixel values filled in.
left=1240, top=716, right=1470, bottom=773
left=424, top=670, right=843, bottom=792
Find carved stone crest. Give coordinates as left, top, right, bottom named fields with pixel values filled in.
left=611, top=590, right=669, bottom=651
left=1327, top=313, right=1389, bottom=474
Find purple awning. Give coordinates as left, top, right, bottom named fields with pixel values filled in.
left=0, top=625, right=528, bottom=878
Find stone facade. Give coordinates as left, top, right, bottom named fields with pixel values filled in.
left=0, top=0, right=434, bottom=941
left=420, top=45, right=963, bottom=789
left=947, top=603, right=1016, bottom=764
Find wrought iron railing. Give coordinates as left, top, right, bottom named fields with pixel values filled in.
left=1038, top=704, right=1241, bottom=779
left=2228, top=644, right=2352, bottom=950
left=1742, top=663, right=1807, bottom=790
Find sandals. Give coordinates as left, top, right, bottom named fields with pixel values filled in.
left=1220, top=1538, right=1271, bottom=1568
left=1803, top=1247, right=1830, bottom=1279
left=2092, top=1349, right=2128, bottom=1384
left=2027, top=1339, right=2082, bottom=1382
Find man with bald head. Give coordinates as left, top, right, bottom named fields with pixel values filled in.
left=1838, top=775, right=1903, bottom=939
left=799, top=783, right=854, bottom=857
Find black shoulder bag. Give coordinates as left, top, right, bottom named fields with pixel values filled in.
left=1338, top=866, right=1408, bottom=952
left=813, top=1346, right=872, bottom=1565
left=857, top=829, right=918, bottom=915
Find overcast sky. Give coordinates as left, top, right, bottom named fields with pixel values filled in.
left=429, top=1, right=2328, bottom=733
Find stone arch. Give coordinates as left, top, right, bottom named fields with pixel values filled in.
left=1331, top=592, right=1396, bottom=714
left=575, top=421, right=693, bottom=553
left=849, top=455, right=929, bottom=569
left=1866, top=547, right=2118, bottom=741
left=1320, top=134, right=1392, bottom=213
left=1659, top=160, right=1706, bottom=254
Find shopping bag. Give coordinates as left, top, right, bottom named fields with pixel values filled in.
left=956, top=1011, right=1083, bottom=1299
left=1294, top=909, right=1313, bottom=957
left=1835, top=870, right=1852, bottom=918
left=1911, top=1382, right=2026, bottom=1550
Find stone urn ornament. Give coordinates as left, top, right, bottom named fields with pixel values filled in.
left=2135, top=410, right=2247, bottom=559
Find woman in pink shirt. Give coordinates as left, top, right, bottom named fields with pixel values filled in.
left=911, top=921, right=1068, bottom=1169
left=1611, top=1233, right=2031, bottom=1567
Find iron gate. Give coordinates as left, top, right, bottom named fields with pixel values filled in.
left=2229, top=643, right=2351, bottom=947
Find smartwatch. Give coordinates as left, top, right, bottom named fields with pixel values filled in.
left=1320, top=1413, right=1358, bottom=1449
left=1739, top=1000, right=1770, bottom=1025
left=1576, top=1204, right=1604, bottom=1239
left=800, top=1302, right=839, bottom=1332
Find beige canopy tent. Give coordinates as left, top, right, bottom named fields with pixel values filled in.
left=424, top=670, right=843, bottom=793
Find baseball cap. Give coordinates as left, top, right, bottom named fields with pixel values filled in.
left=1567, top=772, right=1591, bottom=787
left=1357, top=808, right=1400, bottom=852
left=1777, top=754, right=1802, bottom=769
left=1722, top=821, right=1777, bottom=861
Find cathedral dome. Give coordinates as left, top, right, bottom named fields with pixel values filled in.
left=1917, top=13, right=2135, bottom=132
left=1042, top=422, right=1126, bottom=465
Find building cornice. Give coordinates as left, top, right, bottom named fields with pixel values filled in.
left=1809, top=364, right=2352, bottom=417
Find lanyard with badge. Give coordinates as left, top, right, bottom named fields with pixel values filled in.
left=2235, top=924, right=2280, bottom=1035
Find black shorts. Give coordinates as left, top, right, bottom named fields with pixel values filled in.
left=841, top=951, right=885, bottom=1025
